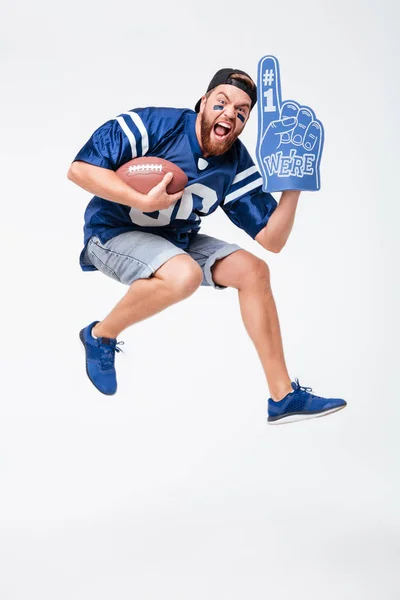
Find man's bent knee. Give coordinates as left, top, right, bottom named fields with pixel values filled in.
left=238, top=253, right=270, bottom=289
left=154, top=254, right=203, bottom=298
left=212, top=250, right=270, bottom=290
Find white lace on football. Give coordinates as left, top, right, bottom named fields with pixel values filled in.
left=127, top=164, right=163, bottom=173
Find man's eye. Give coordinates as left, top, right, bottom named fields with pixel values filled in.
left=217, top=99, right=225, bottom=105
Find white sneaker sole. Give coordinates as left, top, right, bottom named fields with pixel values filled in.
left=268, top=404, right=346, bottom=425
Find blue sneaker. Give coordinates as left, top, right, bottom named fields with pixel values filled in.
left=79, top=321, right=124, bottom=395
left=268, top=379, right=347, bottom=424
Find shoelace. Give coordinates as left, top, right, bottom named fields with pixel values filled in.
left=293, top=378, right=313, bottom=393
left=99, top=340, right=124, bottom=370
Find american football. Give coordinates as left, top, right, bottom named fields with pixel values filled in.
left=116, top=157, right=188, bottom=194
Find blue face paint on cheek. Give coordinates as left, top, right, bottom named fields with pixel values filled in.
left=237, top=113, right=245, bottom=123
left=213, top=105, right=223, bottom=111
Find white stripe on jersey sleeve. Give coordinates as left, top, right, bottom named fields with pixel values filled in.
left=232, top=165, right=259, bottom=185
left=115, top=116, right=137, bottom=158
left=126, top=111, right=149, bottom=155
left=224, top=177, right=263, bottom=205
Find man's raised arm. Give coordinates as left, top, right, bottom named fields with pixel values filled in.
left=255, top=190, right=300, bottom=253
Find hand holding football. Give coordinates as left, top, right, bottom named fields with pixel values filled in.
left=116, top=157, right=188, bottom=194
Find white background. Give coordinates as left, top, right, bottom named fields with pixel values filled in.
left=1, top=0, right=399, bottom=598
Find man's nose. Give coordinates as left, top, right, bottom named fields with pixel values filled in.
left=223, top=104, right=236, bottom=119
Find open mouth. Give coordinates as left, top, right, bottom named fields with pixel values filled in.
left=213, top=121, right=232, bottom=140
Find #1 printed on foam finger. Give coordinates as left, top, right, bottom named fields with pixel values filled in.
left=256, top=55, right=325, bottom=193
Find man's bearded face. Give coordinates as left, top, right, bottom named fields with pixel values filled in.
left=198, top=84, right=251, bottom=157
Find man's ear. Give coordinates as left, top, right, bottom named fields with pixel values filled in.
left=199, top=95, right=207, bottom=114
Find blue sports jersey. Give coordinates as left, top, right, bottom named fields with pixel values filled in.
left=74, top=107, right=277, bottom=271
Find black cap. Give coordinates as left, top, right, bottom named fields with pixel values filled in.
left=194, top=68, right=257, bottom=113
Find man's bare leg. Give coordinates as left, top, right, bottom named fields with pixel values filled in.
left=93, top=255, right=203, bottom=339
left=211, top=250, right=292, bottom=401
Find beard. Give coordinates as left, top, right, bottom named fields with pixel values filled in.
left=199, top=112, right=237, bottom=157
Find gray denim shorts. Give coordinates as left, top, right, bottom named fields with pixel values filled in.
left=84, top=231, right=242, bottom=290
